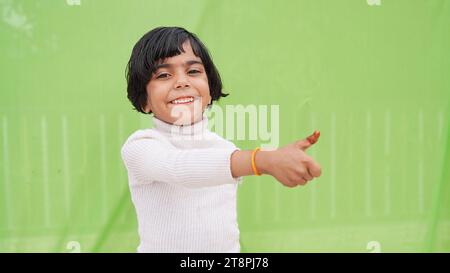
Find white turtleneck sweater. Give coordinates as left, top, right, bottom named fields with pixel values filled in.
left=121, top=113, right=243, bottom=253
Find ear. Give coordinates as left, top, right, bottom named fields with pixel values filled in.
left=143, top=95, right=152, bottom=113
left=144, top=105, right=152, bottom=113
left=144, top=85, right=153, bottom=113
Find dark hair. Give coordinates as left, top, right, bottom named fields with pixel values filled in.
left=126, top=26, right=229, bottom=114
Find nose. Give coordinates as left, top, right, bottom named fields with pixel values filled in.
left=175, top=74, right=190, bottom=89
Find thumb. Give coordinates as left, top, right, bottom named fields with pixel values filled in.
left=296, top=130, right=320, bottom=150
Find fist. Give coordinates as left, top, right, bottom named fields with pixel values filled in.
left=264, top=131, right=322, bottom=187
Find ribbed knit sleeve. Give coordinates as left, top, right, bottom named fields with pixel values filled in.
left=121, top=137, right=242, bottom=188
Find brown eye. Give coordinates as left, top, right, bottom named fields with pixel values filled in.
left=156, top=73, right=169, bottom=79
left=188, top=69, right=200, bottom=74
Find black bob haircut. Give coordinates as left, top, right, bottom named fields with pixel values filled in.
left=126, top=26, right=229, bottom=114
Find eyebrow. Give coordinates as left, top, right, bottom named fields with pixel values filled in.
left=154, top=60, right=204, bottom=70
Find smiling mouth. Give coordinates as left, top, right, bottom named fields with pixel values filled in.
left=169, top=96, right=198, bottom=105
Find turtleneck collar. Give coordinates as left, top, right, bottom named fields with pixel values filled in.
left=152, top=113, right=209, bottom=136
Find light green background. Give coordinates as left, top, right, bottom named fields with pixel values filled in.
left=0, top=0, right=449, bottom=252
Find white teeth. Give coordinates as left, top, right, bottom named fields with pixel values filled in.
left=171, top=97, right=194, bottom=104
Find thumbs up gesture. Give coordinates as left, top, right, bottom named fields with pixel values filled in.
left=256, top=130, right=322, bottom=187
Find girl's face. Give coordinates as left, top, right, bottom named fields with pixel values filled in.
left=144, top=41, right=212, bottom=125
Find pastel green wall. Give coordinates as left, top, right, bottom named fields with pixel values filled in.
left=0, top=0, right=449, bottom=252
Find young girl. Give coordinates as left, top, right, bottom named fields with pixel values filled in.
left=121, top=26, right=322, bottom=253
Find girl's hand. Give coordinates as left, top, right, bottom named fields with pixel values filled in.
left=256, top=131, right=322, bottom=187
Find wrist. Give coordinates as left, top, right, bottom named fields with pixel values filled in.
left=254, top=150, right=273, bottom=175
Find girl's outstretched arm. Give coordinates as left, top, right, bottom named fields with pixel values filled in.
left=122, top=131, right=321, bottom=189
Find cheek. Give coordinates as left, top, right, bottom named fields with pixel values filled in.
left=193, top=77, right=211, bottom=98
left=147, top=82, right=169, bottom=106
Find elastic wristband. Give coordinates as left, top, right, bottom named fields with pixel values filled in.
left=251, top=147, right=262, bottom=176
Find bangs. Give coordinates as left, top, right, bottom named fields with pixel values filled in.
left=143, top=30, right=204, bottom=73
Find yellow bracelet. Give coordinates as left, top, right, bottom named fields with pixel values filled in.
left=251, top=147, right=262, bottom=176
